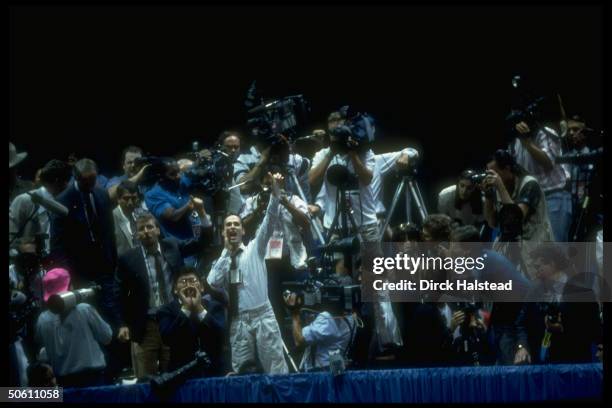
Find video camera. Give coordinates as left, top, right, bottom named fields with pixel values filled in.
left=133, top=156, right=167, bottom=187
left=505, top=75, right=546, bottom=139
left=282, top=281, right=361, bottom=316
left=185, top=145, right=234, bottom=197
left=556, top=147, right=603, bottom=165
left=329, top=106, right=376, bottom=154
left=47, top=285, right=101, bottom=315
left=245, top=81, right=309, bottom=144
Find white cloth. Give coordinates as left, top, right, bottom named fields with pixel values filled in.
left=511, top=127, right=568, bottom=192
left=437, top=184, right=485, bottom=226
left=240, top=193, right=308, bottom=269
left=373, top=148, right=419, bottom=214
left=313, top=148, right=378, bottom=229
left=9, top=186, right=53, bottom=252
left=207, top=196, right=279, bottom=312
left=229, top=303, right=288, bottom=374
left=234, top=146, right=310, bottom=200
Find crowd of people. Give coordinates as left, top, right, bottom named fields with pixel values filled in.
left=8, top=105, right=604, bottom=389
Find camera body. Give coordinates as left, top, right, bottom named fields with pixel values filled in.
left=282, top=281, right=361, bottom=316
left=329, top=111, right=376, bottom=154
left=133, top=156, right=167, bottom=186
left=186, top=149, right=234, bottom=197
left=247, top=95, right=309, bottom=142
left=469, top=172, right=488, bottom=185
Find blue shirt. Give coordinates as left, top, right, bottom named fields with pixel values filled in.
left=145, top=175, right=194, bottom=240
left=300, top=312, right=355, bottom=371
left=35, top=303, right=112, bottom=376
left=106, top=174, right=127, bottom=189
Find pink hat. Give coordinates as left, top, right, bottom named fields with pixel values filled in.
left=43, top=268, right=71, bottom=302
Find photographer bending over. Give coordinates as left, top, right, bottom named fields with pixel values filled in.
left=283, top=292, right=357, bottom=372
left=35, top=268, right=112, bottom=388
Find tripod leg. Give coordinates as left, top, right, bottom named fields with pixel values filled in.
left=380, top=178, right=406, bottom=241
left=290, top=173, right=326, bottom=245
left=281, top=339, right=299, bottom=373
left=408, top=180, right=428, bottom=223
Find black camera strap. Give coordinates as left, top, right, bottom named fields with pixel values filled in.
left=9, top=204, right=41, bottom=247
left=341, top=316, right=357, bottom=360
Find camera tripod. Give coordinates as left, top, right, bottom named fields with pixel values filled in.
left=379, top=169, right=429, bottom=242
left=288, top=170, right=326, bottom=246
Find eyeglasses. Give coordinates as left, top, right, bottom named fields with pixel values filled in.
left=177, top=277, right=199, bottom=285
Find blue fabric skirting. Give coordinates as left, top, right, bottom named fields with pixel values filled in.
left=63, top=363, right=603, bottom=403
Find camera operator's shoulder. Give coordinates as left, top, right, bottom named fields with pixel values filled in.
left=75, top=302, right=95, bottom=315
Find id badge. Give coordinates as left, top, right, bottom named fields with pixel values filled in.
left=265, top=231, right=284, bottom=260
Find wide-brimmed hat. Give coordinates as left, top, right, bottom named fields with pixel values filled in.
left=9, top=142, right=28, bottom=168
left=43, top=268, right=71, bottom=302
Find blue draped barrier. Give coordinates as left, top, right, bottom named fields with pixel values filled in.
left=63, top=363, right=603, bottom=403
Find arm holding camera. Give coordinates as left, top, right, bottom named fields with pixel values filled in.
left=284, top=292, right=306, bottom=348
left=515, top=122, right=554, bottom=171
left=238, top=146, right=271, bottom=195
left=308, top=149, right=334, bottom=192
left=482, top=169, right=530, bottom=227
left=348, top=148, right=374, bottom=186
left=241, top=196, right=267, bottom=237
left=254, top=172, right=282, bottom=257
left=108, top=164, right=151, bottom=202
left=280, top=195, right=311, bottom=231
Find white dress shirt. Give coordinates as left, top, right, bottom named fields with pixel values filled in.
left=313, top=148, right=378, bottom=229
left=240, top=193, right=308, bottom=269
left=207, top=196, right=279, bottom=312
left=373, top=148, right=419, bottom=214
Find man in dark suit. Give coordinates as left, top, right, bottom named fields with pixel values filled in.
left=50, top=158, right=117, bottom=288
left=523, top=245, right=602, bottom=364
left=157, top=268, right=226, bottom=376
left=114, top=211, right=210, bottom=380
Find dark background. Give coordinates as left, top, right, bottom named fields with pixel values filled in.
left=9, top=4, right=604, bottom=208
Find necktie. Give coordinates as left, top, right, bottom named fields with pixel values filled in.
left=129, top=216, right=139, bottom=246
left=83, top=194, right=98, bottom=242
left=154, top=252, right=168, bottom=305
left=228, top=254, right=239, bottom=318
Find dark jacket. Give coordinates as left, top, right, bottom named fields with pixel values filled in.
left=523, top=277, right=602, bottom=364
left=50, top=182, right=117, bottom=283
left=402, top=303, right=453, bottom=367
left=114, top=236, right=206, bottom=343
left=157, top=295, right=226, bottom=375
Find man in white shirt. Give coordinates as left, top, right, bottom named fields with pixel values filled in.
left=510, top=121, right=571, bottom=242
left=207, top=172, right=289, bottom=375
left=309, top=135, right=378, bottom=243
left=9, top=160, right=72, bottom=258
left=372, top=147, right=419, bottom=238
